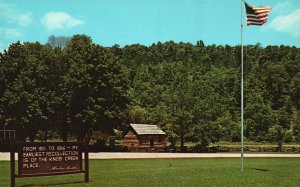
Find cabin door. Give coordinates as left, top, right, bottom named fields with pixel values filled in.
left=150, top=138, right=154, bottom=147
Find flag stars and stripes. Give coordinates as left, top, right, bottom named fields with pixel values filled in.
left=245, top=2, right=272, bottom=26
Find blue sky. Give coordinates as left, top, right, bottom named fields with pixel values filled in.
left=1, top=0, right=300, bottom=52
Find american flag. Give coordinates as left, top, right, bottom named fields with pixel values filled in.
left=245, top=2, right=272, bottom=26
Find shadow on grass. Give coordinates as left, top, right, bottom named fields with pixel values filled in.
left=21, top=180, right=89, bottom=187
left=249, top=167, right=269, bottom=172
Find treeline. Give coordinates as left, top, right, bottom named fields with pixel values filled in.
left=117, top=40, right=300, bottom=150
left=0, top=35, right=299, bottom=151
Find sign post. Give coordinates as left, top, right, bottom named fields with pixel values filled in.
left=84, top=142, right=89, bottom=182
left=10, top=142, right=89, bottom=187
left=10, top=144, right=15, bottom=187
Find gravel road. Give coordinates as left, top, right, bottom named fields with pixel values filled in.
left=1, top=152, right=300, bottom=161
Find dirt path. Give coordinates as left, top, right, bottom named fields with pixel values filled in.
left=1, top=152, right=300, bottom=161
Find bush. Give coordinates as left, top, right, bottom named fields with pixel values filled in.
left=284, top=130, right=294, bottom=143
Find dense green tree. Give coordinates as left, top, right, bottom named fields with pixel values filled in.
left=63, top=35, right=129, bottom=142
left=1, top=37, right=299, bottom=146
left=293, top=123, right=300, bottom=142
left=245, top=91, right=274, bottom=141
left=268, top=124, right=285, bottom=152
left=0, top=42, right=50, bottom=141
left=165, top=65, right=194, bottom=151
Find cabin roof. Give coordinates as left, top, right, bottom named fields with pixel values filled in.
left=130, top=124, right=166, bottom=135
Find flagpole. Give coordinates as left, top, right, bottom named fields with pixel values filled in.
left=240, top=0, right=244, bottom=172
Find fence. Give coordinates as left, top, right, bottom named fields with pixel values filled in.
left=0, top=130, right=15, bottom=151
left=0, top=130, right=15, bottom=142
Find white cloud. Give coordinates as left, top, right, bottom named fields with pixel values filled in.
left=272, top=1, right=294, bottom=15
left=41, top=12, right=83, bottom=30
left=0, top=0, right=32, bottom=26
left=19, top=13, right=33, bottom=26
left=268, top=9, right=300, bottom=36
left=0, top=28, right=22, bottom=38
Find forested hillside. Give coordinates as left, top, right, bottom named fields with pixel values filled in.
left=1, top=35, right=299, bottom=150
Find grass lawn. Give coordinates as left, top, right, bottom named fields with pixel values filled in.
left=1, top=158, right=300, bottom=187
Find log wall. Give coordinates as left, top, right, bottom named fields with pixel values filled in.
left=123, top=131, right=167, bottom=151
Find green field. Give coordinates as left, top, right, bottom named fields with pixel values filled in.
left=1, top=158, right=300, bottom=187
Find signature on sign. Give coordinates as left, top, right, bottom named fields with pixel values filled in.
left=49, top=165, right=79, bottom=171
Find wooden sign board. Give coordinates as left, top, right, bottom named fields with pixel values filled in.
left=10, top=142, right=89, bottom=187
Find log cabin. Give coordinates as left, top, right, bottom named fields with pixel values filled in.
left=123, top=124, right=167, bottom=151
